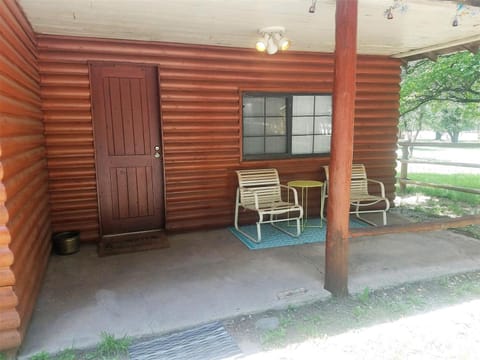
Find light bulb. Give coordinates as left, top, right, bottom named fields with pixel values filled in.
left=255, top=39, right=267, bottom=52
left=255, top=33, right=269, bottom=52
left=276, top=35, right=290, bottom=51
left=274, top=33, right=290, bottom=51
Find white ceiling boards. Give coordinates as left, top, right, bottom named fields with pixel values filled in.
left=18, top=0, right=480, bottom=58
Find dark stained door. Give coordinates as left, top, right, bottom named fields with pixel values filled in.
left=90, top=64, right=164, bottom=235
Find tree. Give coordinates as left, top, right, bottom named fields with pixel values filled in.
left=401, top=51, right=480, bottom=116
left=431, top=103, right=477, bottom=143
left=400, top=51, right=480, bottom=142
left=399, top=104, right=429, bottom=141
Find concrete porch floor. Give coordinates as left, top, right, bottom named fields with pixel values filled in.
left=18, top=214, right=480, bottom=358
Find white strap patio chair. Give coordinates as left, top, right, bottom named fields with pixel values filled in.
left=234, top=168, right=304, bottom=243
left=323, top=164, right=390, bottom=226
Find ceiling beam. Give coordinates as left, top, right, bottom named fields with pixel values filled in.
left=393, top=34, right=480, bottom=61
left=425, top=52, right=439, bottom=62
left=441, top=0, right=480, bottom=7
left=463, top=43, right=480, bottom=53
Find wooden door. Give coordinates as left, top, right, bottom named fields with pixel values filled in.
left=90, top=63, right=164, bottom=235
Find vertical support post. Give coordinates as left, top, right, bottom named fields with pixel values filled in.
left=325, top=0, right=358, bottom=297
left=400, top=144, right=409, bottom=192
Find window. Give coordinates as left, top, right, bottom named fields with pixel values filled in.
left=242, top=93, right=332, bottom=159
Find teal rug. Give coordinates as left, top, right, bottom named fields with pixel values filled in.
left=230, top=218, right=367, bottom=250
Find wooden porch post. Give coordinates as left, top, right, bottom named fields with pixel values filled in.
left=324, top=0, right=358, bottom=297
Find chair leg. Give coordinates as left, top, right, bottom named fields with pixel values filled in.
left=354, top=202, right=360, bottom=220
left=234, top=190, right=241, bottom=231
left=256, top=223, right=262, bottom=242
left=384, top=198, right=390, bottom=225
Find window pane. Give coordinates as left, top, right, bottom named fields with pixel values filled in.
left=243, top=97, right=264, bottom=116
left=314, top=135, right=331, bottom=153
left=244, top=117, right=264, bottom=136
left=266, top=97, right=286, bottom=116
left=265, top=136, right=287, bottom=154
left=266, top=117, right=286, bottom=135
left=314, top=116, right=332, bottom=135
left=243, top=137, right=264, bottom=155
left=315, top=95, right=332, bottom=116
left=293, top=96, right=314, bottom=116
left=292, top=135, right=314, bottom=154
left=292, top=116, right=314, bottom=135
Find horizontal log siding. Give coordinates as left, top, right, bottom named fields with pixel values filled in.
left=0, top=0, right=50, bottom=351
left=37, top=35, right=400, bottom=235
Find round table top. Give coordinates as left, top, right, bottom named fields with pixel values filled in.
left=288, top=180, right=324, bottom=188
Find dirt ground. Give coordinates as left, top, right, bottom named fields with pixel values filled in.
left=224, top=270, right=480, bottom=359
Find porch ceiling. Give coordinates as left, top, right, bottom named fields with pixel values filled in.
left=18, top=0, right=480, bottom=59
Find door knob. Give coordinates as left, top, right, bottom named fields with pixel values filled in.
left=154, top=145, right=161, bottom=159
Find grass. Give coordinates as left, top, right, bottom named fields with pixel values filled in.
left=28, top=332, right=131, bottom=360
left=55, top=348, right=76, bottom=360
left=357, top=286, right=371, bottom=305
left=92, top=332, right=131, bottom=359
left=30, top=353, right=51, bottom=360
left=396, top=171, right=480, bottom=239
left=402, top=173, right=480, bottom=206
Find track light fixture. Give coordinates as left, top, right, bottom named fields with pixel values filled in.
left=255, top=26, right=290, bottom=55
left=452, top=15, right=459, bottom=26
left=384, top=0, right=408, bottom=20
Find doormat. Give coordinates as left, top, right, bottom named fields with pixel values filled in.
left=98, top=230, right=169, bottom=257
left=230, top=218, right=368, bottom=250
left=128, top=321, right=242, bottom=360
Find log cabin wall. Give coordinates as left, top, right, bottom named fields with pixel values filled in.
left=0, top=0, right=51, bottom=351
left=37, top=34, right=400, bottom=239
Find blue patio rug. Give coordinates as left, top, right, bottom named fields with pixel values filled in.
left=230, top=218, right=368, bottom=250
left=128, top=321, right=242, bottom=360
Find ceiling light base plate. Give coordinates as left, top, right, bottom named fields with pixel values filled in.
left=258, top=26, right=286, bottom=36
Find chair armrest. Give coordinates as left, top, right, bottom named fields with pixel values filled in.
left=240, top=188, right=262, bottom=210
left=240, top=188, right=279, bottom=210
left=366, top=178, right=386, bottom=197
left=279, top=184, right=300, bottom=205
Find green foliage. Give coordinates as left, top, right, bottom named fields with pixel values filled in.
left=357, top=287, right=371, bottom=305
left=407, top=173, right=480, bottom=206
left=430, top=103, right=477, bottom=142
left=55, top=348, right=76, bottom=360
left=261, top=327, right=287, bottom=348
left=398, top=104, right=433, bottom=142
left=401, top=51, right=480, bottom=116
left=29, top=352, right=51, bottom=360
left=94, top=332, right=131, bottom=359
left=0, top=353, right=6, bottom=360
left=400, top=51, right=480, bottom=141
left=352, top=305, right=369, bottom=320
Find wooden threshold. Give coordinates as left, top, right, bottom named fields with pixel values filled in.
left=98, top=229, right=169, bottom=257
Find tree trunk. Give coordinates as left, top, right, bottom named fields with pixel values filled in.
left=450, top=131, right=460, bottom=143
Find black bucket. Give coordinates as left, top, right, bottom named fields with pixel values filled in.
left=52, top=231, right=80, bottom=255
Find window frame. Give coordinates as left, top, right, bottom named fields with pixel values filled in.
left=241, top=92, right=332, bottom=161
